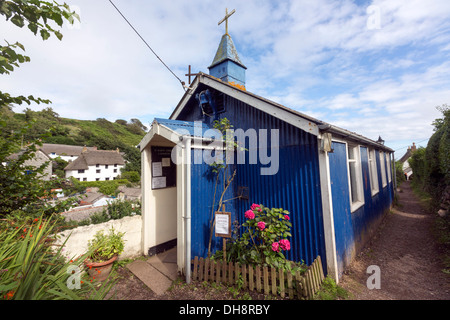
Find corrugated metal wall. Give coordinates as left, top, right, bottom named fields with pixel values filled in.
left=185, top=93, right=326, bottom=268
left=329, top=142, right=394, bottom=277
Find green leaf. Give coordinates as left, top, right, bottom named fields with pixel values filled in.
left=40, top=29, right=50, bottom=40
left=28, top=22, right=38, bottom=35
left=11, top=14, right=25, bottom=28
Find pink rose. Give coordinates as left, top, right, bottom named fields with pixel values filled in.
left=245, top=210, right=255, bottom=219
left=284, top=215, right=290, bottom=220
left=272, top=242, right=280, bottom=252
left=257, top=221, right=265, bottom=231
left=251, top=203, right=260, bottom=210
left=279, top=239, right=291, bottom=251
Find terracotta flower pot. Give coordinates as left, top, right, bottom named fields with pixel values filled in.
left=85, top=255, right=117, bottom=282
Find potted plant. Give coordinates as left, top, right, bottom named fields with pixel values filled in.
left=85, top=227, right=125, bottom=281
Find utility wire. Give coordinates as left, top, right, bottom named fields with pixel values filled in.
left=108, top=0, right=186, bottom=90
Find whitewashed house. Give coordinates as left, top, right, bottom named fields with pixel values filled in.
left=41, top=143, right=97, bottom=162
left=64, top=148, right=125, bottom=181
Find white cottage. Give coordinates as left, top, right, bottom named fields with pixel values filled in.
left=64, top=148, right=125, bottom=182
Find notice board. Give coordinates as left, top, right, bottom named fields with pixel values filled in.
left=151, top=146, right=176, bottom=189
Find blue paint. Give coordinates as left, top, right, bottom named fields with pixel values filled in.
left=329, top=142, right=394, bottom=277
left=178, top=93, right=326, bottom=270
left=208, top=33, right=246, bottom=87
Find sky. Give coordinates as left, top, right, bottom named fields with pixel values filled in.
left=1, top=0, right=450, bottom=156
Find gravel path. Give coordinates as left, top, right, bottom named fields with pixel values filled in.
left=339, top=181, right=450, bottom=300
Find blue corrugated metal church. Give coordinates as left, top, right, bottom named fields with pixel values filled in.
left=139, top=13, right=395, bottom=282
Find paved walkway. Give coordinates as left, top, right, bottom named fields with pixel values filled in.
left=126, top=248, right=178, bottom=296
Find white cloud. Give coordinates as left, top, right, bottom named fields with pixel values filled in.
left=1, top=0, right=449, bottom=152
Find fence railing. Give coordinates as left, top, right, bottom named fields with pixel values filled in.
left=191, top=255, right=325, bottom=299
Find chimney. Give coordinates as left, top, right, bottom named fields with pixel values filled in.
left=82, top=146, right=88, bottom=153
left=411, top=142, right=416, bottom=151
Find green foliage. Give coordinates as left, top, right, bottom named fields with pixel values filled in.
left=1, top=107, right=145, bottom=176
left=0, top=0, right=79, bottom=107
left=409, top=104, right=449, bottom=205
left=87, top=227, right=125, bottom=263
left=69, top=178, right=130, bottom=196
left=395, top=160, right=406, bottom=183
left=0, top=121, right=76, bottom=218
left=215, top=204, right=306, bottom=274
left=313, top=276, right=349, bottom=300
left=120, top=170, right=140, bottom=183
left=106, top=199, right=141, bottom=220
left=0, top=214, right=112, bottom=300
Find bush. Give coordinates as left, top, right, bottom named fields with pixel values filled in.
left=0, top=214, right=113, bottom=300
left=214, top=204, right=305, bottom=273
left=120, top=171, right=140, bottom=183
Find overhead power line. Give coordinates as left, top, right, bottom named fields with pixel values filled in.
left=108, top=0, right=186, bottom=90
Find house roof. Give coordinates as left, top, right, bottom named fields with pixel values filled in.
left=208, top=33, right=247, bottom=70
left=41, top=143, right=96, bottom=156
left=7, top=149, right=50, bottom=161
left=64, top=150, right=125, bottom=171
left=169, top=72, right=394, bottom=152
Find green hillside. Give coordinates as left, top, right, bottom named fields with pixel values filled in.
left=0, top=106, right=146, bottom=173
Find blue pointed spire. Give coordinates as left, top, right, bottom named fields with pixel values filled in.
left=208, top=32, right=246, bottom=89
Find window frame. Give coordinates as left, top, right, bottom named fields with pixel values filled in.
left=368, top=148, right=379, bottom=196
left=346, top=144, right=365, bottom=212
left=379, top=151, right=387, bottom=188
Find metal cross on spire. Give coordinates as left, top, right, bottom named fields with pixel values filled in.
left=218, top=8, right=235, bottom=35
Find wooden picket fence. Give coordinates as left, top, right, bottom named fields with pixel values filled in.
left=191, top=255, right=325, bottom=299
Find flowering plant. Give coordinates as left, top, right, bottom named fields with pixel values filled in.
left=224, top=203, right=295, bottom=269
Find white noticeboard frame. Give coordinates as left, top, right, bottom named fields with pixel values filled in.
left=215, top=212, right=231, bottom=238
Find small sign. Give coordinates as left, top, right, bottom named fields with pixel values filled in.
left=152, top=162, right=163, bottom=177
left=152, top=176, right=166, bottom=189
left=215, top=212, right=231, bottom=238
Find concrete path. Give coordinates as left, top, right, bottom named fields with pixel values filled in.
left=126, top=248, right=178, bottom=296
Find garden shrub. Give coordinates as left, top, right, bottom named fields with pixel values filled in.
left=214, top=204, right=306, bottom=273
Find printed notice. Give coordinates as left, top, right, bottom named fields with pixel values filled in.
left=152, top=176, right=166, bottom=189
left=162, top=157, right=171, bottom=167
left=215, top=212, right=231, bottom=238
left=152, top=162, right=162, bottom=177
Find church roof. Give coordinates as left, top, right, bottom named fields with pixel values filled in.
left=208, top=33, right=247, bottom=70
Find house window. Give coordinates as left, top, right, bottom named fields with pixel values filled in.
left=347, top=144, right=364, bottom=212
left=96, top=169, right=101, bottom=174
left=379, top=152, right=387, bottom=187
left=105, top=165, right=109, bottom=169
left=78, top=169, right=85, bottom=174
left=114, top=169, right=117, bottom=173
left=96, top=164, right=100, bottom=168
left=368, top=149, right=379, bottom=196
left=114, top=164, right=117, bottom=168
left=83, top=178, right=87, bottom=181
left=105, top=178, right=110, bottom=181
left=96, top=178, right=100, bottom=181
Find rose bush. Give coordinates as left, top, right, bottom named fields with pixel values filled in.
left=218, top=203, right=305, bottom=272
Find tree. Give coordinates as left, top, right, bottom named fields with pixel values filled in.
left=0, top=0, right=79, bottom=108
left=0, top=1, right=79, bottom=217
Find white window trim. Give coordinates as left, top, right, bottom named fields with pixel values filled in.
left=368, top=148, right=379, bottom=196
left=379, top=151, right=387, bottom=188
left=386, top=153, right=392, bottom=183
left=347, top=144, right=365, bottom=212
